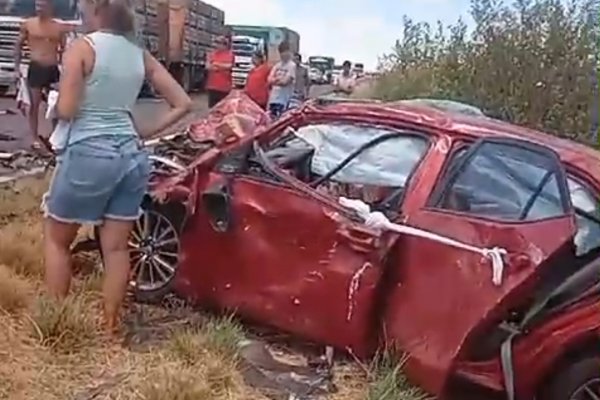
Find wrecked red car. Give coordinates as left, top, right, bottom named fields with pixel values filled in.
left=98, top=92, right=600, bottom=399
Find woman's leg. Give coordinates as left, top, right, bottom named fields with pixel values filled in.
left=99, top=142, right=150, bottom=333
left=43, top=218, right=79, bottom=298
left=97, top=219, right=135, bottom=333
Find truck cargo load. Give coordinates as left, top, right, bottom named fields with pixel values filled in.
left=133, top=0, right=226, bottom=92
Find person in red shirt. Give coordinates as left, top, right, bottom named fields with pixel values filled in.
left=244, top=51, right=271, bottom=110
left=206, top=35, right=234, bottom=108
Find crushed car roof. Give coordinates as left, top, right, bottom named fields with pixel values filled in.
left=305, top=100, right=600, bottom=183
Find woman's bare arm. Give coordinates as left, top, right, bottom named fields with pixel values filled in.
left=56, top=39, right=88, bottom=120
left=141, top=51, right=192, bottom=139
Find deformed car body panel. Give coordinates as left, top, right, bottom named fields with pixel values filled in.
left=136, top=94, right=600, bottom=399
left=383, top=213, right=576, bottom=393
left=174, top=174, right=396, bottom=356
left=379, top=138, right=578, bottom=393
left=454, top=298, right=600, bottom=398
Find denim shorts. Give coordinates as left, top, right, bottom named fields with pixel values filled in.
left=43, top=136, right=151, bottom=225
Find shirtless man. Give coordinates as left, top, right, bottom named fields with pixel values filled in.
left=14, top=0, right=70, bottom=150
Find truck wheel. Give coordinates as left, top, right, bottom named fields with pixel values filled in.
left=538, top=357, right=600, bottom=400
left=94, top=202, right=184, bottom=304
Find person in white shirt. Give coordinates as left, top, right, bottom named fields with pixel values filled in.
left=334, top=60, right=356, bottom=97
left=267, top=42, right=296, bottom=119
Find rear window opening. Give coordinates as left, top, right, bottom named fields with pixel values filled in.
left=247, top=123, right=430, bottom=216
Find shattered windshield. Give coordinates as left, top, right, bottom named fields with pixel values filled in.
left=232, top=43, right=257, bottom=55
left=293, top=124, right=429, bottom=186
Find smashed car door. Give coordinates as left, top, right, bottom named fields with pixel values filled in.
left=382, top=138, right=577, bottom=394
left=175, top=171, right=393, bottom=357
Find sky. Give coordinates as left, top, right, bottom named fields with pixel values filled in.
left=209, top=0, right=473, bottom=70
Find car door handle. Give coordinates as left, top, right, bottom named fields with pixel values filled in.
left=337, top=226, right=378, bottom=254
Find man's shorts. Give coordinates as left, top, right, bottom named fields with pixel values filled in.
left=27, top=60, right=60, bottom=89
left=269, top=103, right=286, bottom=119
left=43, top=136, right=151, bottom=225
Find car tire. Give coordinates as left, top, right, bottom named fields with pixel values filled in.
left=94, top=202, right=184, bottom=304
left=0, top=85, right=8, bottom=97
left=538, top=356, right=600, bottom=400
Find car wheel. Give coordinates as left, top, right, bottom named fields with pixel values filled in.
left=539, top=357, right=600, bottom=400
left=94, top=204, right=182, bottom=303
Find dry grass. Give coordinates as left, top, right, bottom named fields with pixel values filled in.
left=0, top=264, right=32, bottom=314
left=0, top=175, right=422, bottom=400
left=29, top=293, right=98, bottom=353
left=0, top=175, right=48, bottom=224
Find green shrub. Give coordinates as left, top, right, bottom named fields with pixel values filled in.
left=375, top=0, right=599, bottom=144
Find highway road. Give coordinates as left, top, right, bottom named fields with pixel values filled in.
left=0, top=84, right=334, bottom=154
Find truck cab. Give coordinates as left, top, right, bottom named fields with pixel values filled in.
left=353, top=63, right=364, bottom=78
left=0, top=0, right=80, bottom=95
left=308, top=56, right=334, bottom=84
left=231, top=35, right=264, bottom=88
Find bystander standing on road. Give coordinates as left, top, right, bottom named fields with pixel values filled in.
left=289, top=53, right=310, bottom=109
left=267, top=42, right=295, bottom=119
left=206, top=35, right=234, bottom=108
left=14, top=0, right=74, bottom=152
left=43, top=0, right=191, bottom=336
left=244, top=51, right=271, bottom=110
left=333, top=60, right=356, bottom=97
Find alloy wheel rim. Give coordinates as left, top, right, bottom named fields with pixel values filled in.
left=128, top=210, right=180, bottom=292
left=571, top=378, right=600, bottom=400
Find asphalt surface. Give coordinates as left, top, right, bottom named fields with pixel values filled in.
left=0, top=85, right=334, bottom=154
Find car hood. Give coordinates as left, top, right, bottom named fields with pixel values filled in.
left=147, top=90, right=271, bottom=202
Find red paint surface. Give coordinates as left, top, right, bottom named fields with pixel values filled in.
left=455, top=299, right=600, bottom=398
left=155, top=96, right=600, bottom=398
left=174, top=176, right=390, bottom=355
left=382, top=212, right=576, bottom=393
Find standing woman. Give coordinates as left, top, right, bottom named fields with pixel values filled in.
left=43, top=0, right=191, bottom=333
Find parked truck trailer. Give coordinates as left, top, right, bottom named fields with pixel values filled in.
left=227, top=24, right=300, bottom=88
left=136, top=0, right=226, bottom=92
left=0, top=0, right=226, bottom=95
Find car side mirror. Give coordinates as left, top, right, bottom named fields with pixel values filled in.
left=202, top=182, right=232, bottom=233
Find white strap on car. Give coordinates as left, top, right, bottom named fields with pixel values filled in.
left=339, top=197, right=508, bottom=286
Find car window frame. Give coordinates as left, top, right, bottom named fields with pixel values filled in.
left=565, top=174, right=600, bottom=257
left=426, top=137, right=573, bottom=224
